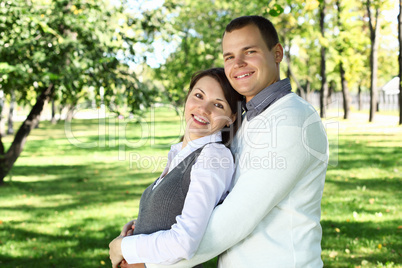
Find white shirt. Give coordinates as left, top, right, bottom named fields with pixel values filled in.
left=121, top=132, right=235, bottom=265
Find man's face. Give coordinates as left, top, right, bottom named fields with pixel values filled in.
left=222, top=24, right=283, bottom=102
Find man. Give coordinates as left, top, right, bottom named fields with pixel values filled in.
left=121, top=15, right=329, bottom=267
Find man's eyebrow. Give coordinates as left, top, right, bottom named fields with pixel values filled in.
left=243, top=45, right=258, bottom=51
left=223, top=51, right=232, bottom=58
left=223, top=46, right=258, bottom=58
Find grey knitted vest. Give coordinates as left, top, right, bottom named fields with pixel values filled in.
left=133, top=145, right=206, bottom=235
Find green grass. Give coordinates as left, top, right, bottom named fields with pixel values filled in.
left=0, top=107, right=401, bottom=268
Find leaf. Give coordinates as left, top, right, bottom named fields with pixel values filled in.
left=268, top=4, right=284, bottom=17
left=0, top=62, right=16, bottom=73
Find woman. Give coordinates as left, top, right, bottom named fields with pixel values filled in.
left=109, top=68, right=243, bottom=268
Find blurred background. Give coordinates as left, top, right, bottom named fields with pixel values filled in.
left=0, top=0, right=401, bottom=267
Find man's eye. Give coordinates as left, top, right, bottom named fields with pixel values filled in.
left=247, top=50, right=256, bottom=54
left=225, top=56, right=234, bottom=61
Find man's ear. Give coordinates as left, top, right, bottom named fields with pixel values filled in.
left=274, top=43, right=284, bottom=63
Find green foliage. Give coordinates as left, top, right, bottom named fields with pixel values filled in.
left=0, top=108, right=401, bottom=267
left=152, top=0, right=271, bottom=106
left=147, top=0, right=398, bottom=103
left=0, top=0, right=157, bottom=115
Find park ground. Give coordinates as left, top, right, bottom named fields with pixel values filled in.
left=0, top=107, right=401, bottom=268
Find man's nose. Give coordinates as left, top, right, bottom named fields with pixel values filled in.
left=234, top=55, right=246, bottom=68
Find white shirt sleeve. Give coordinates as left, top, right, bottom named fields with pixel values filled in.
left=121, top=143, right=234, bottom=265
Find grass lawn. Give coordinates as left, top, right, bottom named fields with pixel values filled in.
left=0, top=106, right=401, bottom=268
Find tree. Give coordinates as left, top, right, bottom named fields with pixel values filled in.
left=270, top=1, right=323, bottom=103
left=7, top=91, right=15, bottom=134
left=335, top=0, right=351, bottom=119
left=366, top=0, right=381, bottom=122
left=153, top=0, right=270, bottom=107
left=333, top=0, right=369, bottom=119
left=319, top=0, right=329, bottom=118
left=0, top=0, right=157, bottom=184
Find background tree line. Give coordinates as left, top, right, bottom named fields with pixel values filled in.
left=0, top=0, right=400, bottom=184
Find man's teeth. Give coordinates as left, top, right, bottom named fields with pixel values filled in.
left=237, top=73, right=252, bottom=78
left=194, top=115, right=208, bottom=124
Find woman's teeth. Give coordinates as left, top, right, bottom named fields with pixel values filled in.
left=194, top=115, right=208, bottom=124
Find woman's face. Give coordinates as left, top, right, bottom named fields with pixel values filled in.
left=184, top=76, right=236, bottom=141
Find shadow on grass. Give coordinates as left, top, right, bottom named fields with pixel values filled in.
left=335, top=145, right=401, bottom=170
left=325, top=176, right=401, bottom=192
left=2, top=163, right=154, bottom=213
left=0, top=218, right=122, bottom=268
left=321, top=219, right=401, bottom=266
left=0, top=164, right=157, bottom=267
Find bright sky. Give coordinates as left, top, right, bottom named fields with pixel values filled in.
left=111, top=0, right=170, bottom=68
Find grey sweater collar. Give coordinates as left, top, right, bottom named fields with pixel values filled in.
left=243, top=78, right=292, bottom=121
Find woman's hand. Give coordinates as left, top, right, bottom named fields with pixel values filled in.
left=109, top=236, right=124, bottom=268
left=120, top=259, right=145, bottom=268
left=120, top=220, right=136, bottom=237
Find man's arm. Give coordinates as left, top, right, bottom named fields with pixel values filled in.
left=146, top=117, right=327, bottom=268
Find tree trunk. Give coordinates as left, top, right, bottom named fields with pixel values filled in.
left=0, top=91, right=4, bottom=137
left=328, top=81, right=334, bottom=106
left=7, top=91, right=15, bottom=135
left=66, top=104, right=75, bottom=121
left=285, top=46, right=305, bottom=99
left=399, top=0, right=402, bottom=125
left=0, top=84, right=54, bottom=184
left=319, top=0, right=328, bottom=118
left=340, top=62, right=351, bottom=119
left=51, top=98, right=57, bottom=124
left=358, top=83, right=362, bottom=110
left=367, top=0, right=380, bottom=122
left=335, top=0, right=351, bottom=120
left=305, top=80, right=311, bottom=103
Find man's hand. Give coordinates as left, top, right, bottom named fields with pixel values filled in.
left=120, top=259, right=145, bottom=268
left=109, top=236, right=124, bottom=268
left=120, top=220, right=136, bottom=237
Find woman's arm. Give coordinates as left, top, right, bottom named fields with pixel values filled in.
left=121, top=145, right=234, bottom=265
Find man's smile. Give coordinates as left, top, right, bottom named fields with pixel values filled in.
left=234, top=72, right=254, bottom=79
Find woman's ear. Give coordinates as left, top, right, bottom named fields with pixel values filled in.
left=228, top=113, right=237, bottom=126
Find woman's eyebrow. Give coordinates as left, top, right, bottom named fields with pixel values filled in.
left=194, top=88, right=205, bottom=94
left=195, top=88, right=227, bottom=103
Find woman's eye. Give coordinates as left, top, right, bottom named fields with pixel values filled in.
left=195, top=93, right=202, bottom=99
left=215, top=103, right=224, bottom=109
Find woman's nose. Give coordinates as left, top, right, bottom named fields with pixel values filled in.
left=198, top=102, right=212, bottom=115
